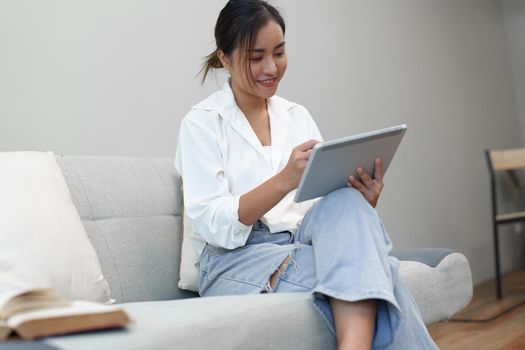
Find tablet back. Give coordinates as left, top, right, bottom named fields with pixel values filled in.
left=294, top=125, right=407, bottom=202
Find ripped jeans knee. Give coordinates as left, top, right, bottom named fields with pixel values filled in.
left=267, top=255, right=292, bottom=292
left=266, top=248, right=303, bottom=292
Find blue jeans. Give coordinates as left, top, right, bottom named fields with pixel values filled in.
left=197, top=188, right=438, bottom=349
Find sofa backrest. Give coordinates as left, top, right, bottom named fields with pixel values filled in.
left=56, top=156, right=198, bottom=303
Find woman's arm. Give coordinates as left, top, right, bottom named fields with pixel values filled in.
left=176, top=114, right=255, bottom=249
left=239, top=148, right=386, bottom=226
left=238, top=139, right=320, bottom=225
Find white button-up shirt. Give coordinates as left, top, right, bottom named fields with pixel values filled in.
left=175, top=81, right=323, bottom=256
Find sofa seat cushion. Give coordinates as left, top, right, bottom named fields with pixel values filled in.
left=44, top=293, right=335, bottom=350
left=39, top=250, right=472, bottom=350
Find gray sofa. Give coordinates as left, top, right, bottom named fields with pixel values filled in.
left=3, top=156, right=473, bottom=350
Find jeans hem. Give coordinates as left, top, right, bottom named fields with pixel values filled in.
left=312, top=286, right=403, bottom=349
left=313, top=285, right=401, bottom=312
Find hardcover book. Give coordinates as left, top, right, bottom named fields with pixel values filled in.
left=0, top=288, right=129, bottom=341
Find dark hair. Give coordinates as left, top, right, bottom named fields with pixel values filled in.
left=200, top=0, right=285, bottom=84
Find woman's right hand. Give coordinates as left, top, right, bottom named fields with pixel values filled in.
left=278, top=139, right=321, bottom=193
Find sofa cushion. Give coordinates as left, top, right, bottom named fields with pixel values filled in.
left=80, top=216, right=182, bottom=302
left=45, top=293, right=335, bottom=350
left=56, top=156, right=196, bottom=303
left=42, top=253, right=473, bottom=350
left=43, top=249, right=473, bottom=350
left=0, top=152, right=111, bottom=303
left=178, top=211, right=199, bottom=291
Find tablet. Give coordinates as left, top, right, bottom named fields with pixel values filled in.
left=294, top=124, right=407, bottom=203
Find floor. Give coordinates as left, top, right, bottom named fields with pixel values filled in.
left=428, top=268, right=525, bottom=349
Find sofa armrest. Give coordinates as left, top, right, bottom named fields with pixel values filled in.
left=393, top=248, right=473, bottom=324
left=390, top=248, right=455, bottom=267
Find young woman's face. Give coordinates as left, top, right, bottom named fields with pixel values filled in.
left=224, top=20, right=287, bottom=100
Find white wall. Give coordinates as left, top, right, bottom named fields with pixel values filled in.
left=501, top=0, right=525, bottom=143
left=0, top=0, right=521, bottom=284
left=499, top=0, right=525, bottom=278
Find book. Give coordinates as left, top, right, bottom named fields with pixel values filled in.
left=0, top=288, right=130, bottom=341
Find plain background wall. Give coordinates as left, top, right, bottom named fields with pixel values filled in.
left=0, top=0, right=522, bottom=285
left=499, top=0, right=525, bottom=283
left=501, top=0, right=525, bottom=142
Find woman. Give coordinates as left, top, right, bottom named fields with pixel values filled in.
left=175, top=1, right=437, bottom=349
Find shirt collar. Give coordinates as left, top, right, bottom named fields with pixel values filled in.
left=191, top=80, right=237, bottom=121
left=192, top=80, right=293, bottom=120
left=193, top=80, right=295, bottom=171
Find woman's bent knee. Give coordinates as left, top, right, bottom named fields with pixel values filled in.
left=322, top=187, right=371, bottom=209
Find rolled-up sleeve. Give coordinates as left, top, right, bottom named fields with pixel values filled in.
left=175, top=111, right=253, bottom=249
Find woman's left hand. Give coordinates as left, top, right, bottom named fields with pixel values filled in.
left=347, top=157, right=384, bottom=208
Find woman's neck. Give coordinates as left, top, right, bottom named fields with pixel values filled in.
left=231, top=81, right=267, bottom=119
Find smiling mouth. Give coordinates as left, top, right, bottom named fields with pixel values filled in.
left=257, top=78, right=278, bottom=87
